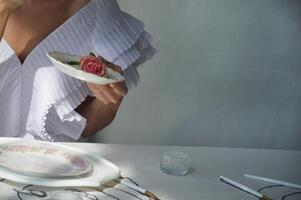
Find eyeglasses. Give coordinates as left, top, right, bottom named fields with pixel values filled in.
left=257, top=184, right=301, bottom=200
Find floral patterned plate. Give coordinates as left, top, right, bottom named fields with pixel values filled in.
left=0, top=141, right=93, bottom=179
left=47, top=52, right=124, bottom=85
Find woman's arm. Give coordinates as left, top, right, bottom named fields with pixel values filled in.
left=76, top=81, right=128, bottom=138
left=0, top=0, right=23, bottom=39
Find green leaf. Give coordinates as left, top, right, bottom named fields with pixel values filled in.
left=67, top=61, right=80, bottom=65
left=89, top=52, right=96, bottom=57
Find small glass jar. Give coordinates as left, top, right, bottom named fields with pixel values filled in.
left=160, top=151, right=191, bottom=176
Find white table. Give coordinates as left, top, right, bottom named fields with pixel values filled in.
left=0, top=138, right=300, bottom=200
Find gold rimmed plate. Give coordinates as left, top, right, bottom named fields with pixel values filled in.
left=0, top=139, right=121, bottom=187
left=0, top=142, right=93, bottom=179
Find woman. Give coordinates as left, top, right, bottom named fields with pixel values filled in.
left=0, top=0, right=156, bottom=141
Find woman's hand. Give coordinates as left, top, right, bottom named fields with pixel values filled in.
left=87, top=81, right=128, bottom=105
left=77, top=80, right=127, bottom=138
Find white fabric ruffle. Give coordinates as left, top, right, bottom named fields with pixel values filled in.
left=92, top=3, right=157, bottom=69
left=24, top=0, right=156, bottom=141
left=44, top=106, right=86, bottom=142
left=92, top=2, right=157, bottom=89
left=25, top=67, right=89, bottom=141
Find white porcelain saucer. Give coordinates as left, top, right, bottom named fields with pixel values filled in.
left=47, top=52, right=124, bottom=85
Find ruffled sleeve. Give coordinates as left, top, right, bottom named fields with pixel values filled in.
left=92, top=0, right=157, bottom=90
left=44, top=106, right=86, bottom=142
left=25, top=67, right=91, bottom=142
left=25, top=0, right=156, bottom=141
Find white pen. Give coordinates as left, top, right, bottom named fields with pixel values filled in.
left=220, top=176, right=272, bottom=200
left=245, top=174, right=301, bottom=190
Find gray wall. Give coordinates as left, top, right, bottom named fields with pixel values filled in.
left=91, top=0, right=301, bottom=150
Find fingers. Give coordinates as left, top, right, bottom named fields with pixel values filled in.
left=87, top=83, right=109, bottom=105
left=95, top=84, right=120, bottom=104
left=110, top=81, right=128, bottom=96
left=107, top=64, right=123, bottom=74
left=87, top=81, right=128, bottom=105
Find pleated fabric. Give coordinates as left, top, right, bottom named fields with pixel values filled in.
left=92, top=0, right=157, bottom=90
left=0, top=0, right=156, bottom=142
left=0, top=40, right=22, bottom=137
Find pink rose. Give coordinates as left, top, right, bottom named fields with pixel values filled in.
left=80, top=56, right=107, bottom=77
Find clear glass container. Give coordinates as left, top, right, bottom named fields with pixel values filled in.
left=160, top=151, right=191, bottom=176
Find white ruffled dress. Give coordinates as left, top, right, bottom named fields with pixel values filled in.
left=0, top=0, right=156, bottom=142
